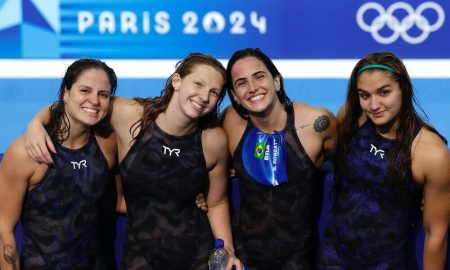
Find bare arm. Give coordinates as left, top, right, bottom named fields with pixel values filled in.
left=322, top=109, right=338, bottom=160
left=416, top=132, right=450, bottom=269
left=203, top=127, right=242, bottom=270
left=0, top=137, right=36, bottom=270
left=25, top=96, right=142, bottom=165
left=26, top=105, right=55, bottom=164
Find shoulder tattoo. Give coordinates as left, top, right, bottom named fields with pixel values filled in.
left=313, top=115, right=330, bottom=133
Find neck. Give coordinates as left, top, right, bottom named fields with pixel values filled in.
left=248, top=101, right=287, bottom=133
left=376, top=117, right=399, bottom=139
left=155, top=110, right=198, bottom=136
left=60, top=124, right=91, bottom=149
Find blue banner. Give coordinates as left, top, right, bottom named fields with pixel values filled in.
left=0, top=0, right=450, bottom=59
left=0, top=0, right=449, bottom=58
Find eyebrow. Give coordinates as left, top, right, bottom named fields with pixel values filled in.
left=233, top=71, right=267, bottom=86
left=358, top=83, right=391, bottom=93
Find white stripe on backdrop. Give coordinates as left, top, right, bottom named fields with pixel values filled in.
left=1, top=59, right=450, bottom=78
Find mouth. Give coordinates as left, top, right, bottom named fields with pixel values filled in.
left=82, top=107, right=99, bottom=115
left=370, top=110, right=385, bottom=118
left=190, top=99, right=206, bottom=112
left=248, top=94, right=264, bottom=103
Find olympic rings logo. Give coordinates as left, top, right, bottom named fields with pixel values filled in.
left=356, top=2, right=445, bottom=44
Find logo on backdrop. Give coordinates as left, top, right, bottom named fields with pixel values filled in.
left=0, top=0, right=59, bottom=58
left=356, top=1, right=445, bottom=44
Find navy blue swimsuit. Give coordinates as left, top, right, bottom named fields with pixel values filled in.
left=21, top=134, right=111, bottom=270
left=318, top=120, right=423, bottom=270
left=233, top=105, right=321, bottom=270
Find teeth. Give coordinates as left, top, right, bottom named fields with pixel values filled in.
left=191, top=100, right=205, bottom=110
left=250, top=94, right=264, bottom=102
left=82, top=107, right=98, bottom=114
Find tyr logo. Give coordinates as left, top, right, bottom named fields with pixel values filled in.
left=71, top=160, right=87, bottom=169
left=370, top=144, right=385, bottom=159
left=162, top=145, right=180, bottom=157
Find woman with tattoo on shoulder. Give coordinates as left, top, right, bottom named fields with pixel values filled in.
left=221, top=48, right=337, bottom=269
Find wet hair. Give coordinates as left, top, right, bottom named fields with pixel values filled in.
left=225, top=48, right=291, bottom=118
left=336, top=51, right=447, bottom=206
left=45, top=58, right=117, bottom=146
left=131, top=52, right=226, bottom=138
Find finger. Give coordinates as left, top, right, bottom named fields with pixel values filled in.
left=46, top=136, right=57, bottom=153
left=38, top=144, right=53, bottom=165
left=231, top=257, right=243, bottom=270
left=225, top=257, right=235, bottom=270
left=26, top=144, right=38, bottom=162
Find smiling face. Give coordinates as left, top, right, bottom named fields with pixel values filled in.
left=230, top=56, right=281, bottom=115
left=357, top=70, right=402, bottom=135
left=63, top=68, right=112, bottom=128
left=170, top=63, right=224, bottom=120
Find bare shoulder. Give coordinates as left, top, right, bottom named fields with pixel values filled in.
left=111, top=97, right=143, bottom=124
left=412, top=127, right=450, bottom=183
left=293, top=102, right=337, bottom=134
left=1, top=136, right=39, bottom=179
left=4, top=136, right=35, bottom=164
left=202, top=126, right=228, bottom=149
left=221, top=106, right=247, bottom=154
left=202, top=126, right=229, bottom=169
left=222, top=106, right=246, bottom=131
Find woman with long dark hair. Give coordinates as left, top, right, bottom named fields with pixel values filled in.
left=223, top=48, right=337, bottom=269
left=0, top=58, right=119, bottom=269
left=318, top=52, right=450, bottom=269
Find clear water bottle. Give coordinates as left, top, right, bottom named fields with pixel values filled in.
left=208, top=238, right=229, bottom=270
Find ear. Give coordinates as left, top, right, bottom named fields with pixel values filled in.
left=274, top=75, right=281, bottom=91
left=63, top=87, right=69, bottom=103
left=171, top=73, right=181, bottom=91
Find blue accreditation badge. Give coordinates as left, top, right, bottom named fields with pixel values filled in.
left=242, top=128, right=288, bottom=186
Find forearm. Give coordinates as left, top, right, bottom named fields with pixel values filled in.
left=0, top=232, right=20, bottom=270
left=207, top=199, right=234, bottom=253
left=28, top=105, right=52, bottom=130
left=423, top=233, right=448, bottom=270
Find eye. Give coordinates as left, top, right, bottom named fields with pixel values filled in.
left=99, top=92, right=111, bottom=99
left=235, top=80, right=246, bottom=87
left=359, top=92, right=369, bottom=100
left=380, top=89, right=390, bottom=96
left=194, top=81, right=202, bottom=87
left=210, top=90, right=219, bottom=97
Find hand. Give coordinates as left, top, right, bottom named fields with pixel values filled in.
left=195, top=193, right=208, bottom=212
left=25, top=121, right=56, bottom=164
left=229, top=168, right=236, bottom=178
left=224, top=247, right=243, bottom=270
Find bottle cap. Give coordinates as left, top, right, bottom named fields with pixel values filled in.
left=214, top=238, right=225, bottom=248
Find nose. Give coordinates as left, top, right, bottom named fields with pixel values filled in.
left=89, top=93, right=100, bottom=105
left=369, top=96, right=380, bottom=111
left=198, top=89, right=210, bottom=103
left=248, top=79, right=258, bottom=93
